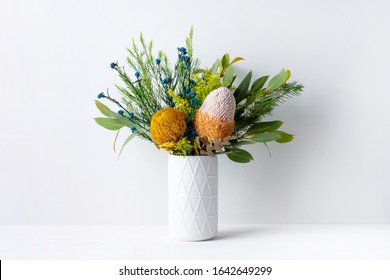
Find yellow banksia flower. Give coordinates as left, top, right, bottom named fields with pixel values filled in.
left=150, top=108, right=187, bottom=145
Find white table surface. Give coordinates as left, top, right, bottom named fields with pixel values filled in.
left=0, top=225, right=389, bottom=259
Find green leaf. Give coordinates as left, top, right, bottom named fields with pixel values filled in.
left=223, top=66, right=234, bottom=85
left=118, top=133, right=137, bottom=159
left=95, top=100, right=125, bottom=119
left=113, top=129, right=120, bottom=152
left=285, top=69, right=291, bottom=82
left=267, top=69, right=287, bottom=90
left=228, top=75, right=237, bottom=88
left=94, top=118, right=125, bottom=130
left=114, top=116, right=137, bottom=128
left=227, top=148, right=254, bottom=163
left=251, top=75, right=269, bottom=92
left=275, top=131, right=294, bottom=143
left=234, top=106, right=246, bottom=120
left=231, top=140, right=255, bottom=147
left=210, top=59, right=220, bottom=73
left=249, top=132, right=281, bottom=143
left=221, top=53, right=230, bottom=69
left=230, top=57, right=245, bottom=65
left=234, top=71, right=252, bottom=104
left=246, top=121, right=283, bottom=135
left=95, top=100, right=115, bottom=117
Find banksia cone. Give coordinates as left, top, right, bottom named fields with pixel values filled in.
left=194, top=87, right=236, bottom=141
left=150, top=108, right=187, bottom=145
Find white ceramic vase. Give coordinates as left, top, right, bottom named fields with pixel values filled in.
left=168, top=155, right=218, bottom=241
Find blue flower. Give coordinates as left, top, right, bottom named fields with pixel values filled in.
left=180, top=47, right=187, bottom=54
left=118, top=110, right=124, bottom=115
left=131, top=126, right=136, bottom=133
left=155, top=58, right=161, bottom=64
left=162, top=77, right=172, bottom=84
left=182, top=55, right=190, bottom=62
left=186, top=124, right=197, bottom=138
left=97, top=92, right=104, bottom=99
left=129, top=112, right=134, bottom=120
left=190, top=79, right=197, bottom=86
left=193, top=98, right=199, bottom=105
left=135, top=71, right=140, bottom=78
left=189, top=92, right=196, bottom=98
left=110, top=62, right=117, bottom=69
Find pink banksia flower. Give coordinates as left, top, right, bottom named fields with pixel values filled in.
left=194, top=87, right=236, bottom=141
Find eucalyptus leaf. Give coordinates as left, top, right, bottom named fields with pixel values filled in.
left=234, top=71, right=252, bottom=104
left=221, top=53, right=230, bottom=69
left=249, top=132, right=281, bottom=143
left=231, top=140, right=255, bottom=146
left=227, top=148, right=254, bottom=163
left=95, top=100, right=116, bottom=117
left=114, top=116, right=138, bottom=128
left=94, top=118, right=125, bottom=130
left=234, top=106, right=246, bottom=120
left=230, top=57, right=245, bottom=65
left=113, top=129, right=120, bottom=152
left=118, top=133, right=137, bottom=159
left=285, top=69, right=291, bottom=82
left=246, top=121, right=283, bottom=135
left=210, top=59, right=220, bottom=73
left=251, top=75, right=269, bottom=92
left=267, top=69, right=286, bottom=90
left=223, top=66, right=234, bottom=85
left=228, top=75, right=237, bottom=88
left=275, top=131, right=294, bottom=143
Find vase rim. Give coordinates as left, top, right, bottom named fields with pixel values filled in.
left=168, top=154, right=217, bottom=158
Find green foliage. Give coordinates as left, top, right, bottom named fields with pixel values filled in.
left=95, top=100, right=149, bottom=138
left=246, top=121, right=283, bottom=135
left=227, top=148, right=254, bottom=163
left=248, top=132, right=281, bottom=143
left=267, top=69, right=288, bottom=90
left=118, top=133, right=137, bottom=158
left=223, top=66, right=234, bottom=85
left=251, top=76, right=269, bottom=92
left=234, top=79, right=304, bottom=135
left=275, top=131, right=294, bottom=143
left=234, top=71, right=252, bottom=104
left=94, top=118, right=124, bottom=130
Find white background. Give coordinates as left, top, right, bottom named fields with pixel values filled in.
left=0, top=0, right=389, bottom=225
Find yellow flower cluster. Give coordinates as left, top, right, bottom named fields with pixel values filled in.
left=167, top=90, right=192, bottom=117
left=173, top=137, right=194, bottom=156
left=150, top=108, right=187, bottom=145
left=192, top=71, right=223, bottom=103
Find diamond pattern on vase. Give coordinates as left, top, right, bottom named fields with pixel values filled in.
left=168, top=155, right=218, bottom=241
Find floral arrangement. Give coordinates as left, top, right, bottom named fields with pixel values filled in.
left=95, top=28, right=303, bottom=163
